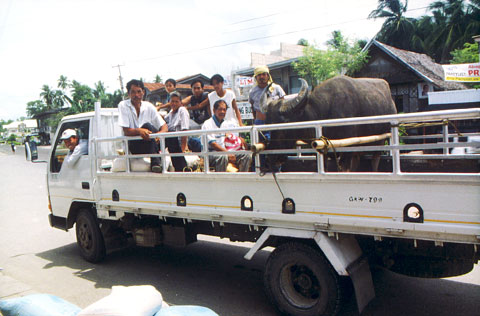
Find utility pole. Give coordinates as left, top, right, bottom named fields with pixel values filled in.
left=112, top=64, right=125, bottom=99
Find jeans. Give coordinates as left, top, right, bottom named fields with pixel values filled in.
left=165, top=137, right=187, bottom=171
left=209, top=153, right=251, bottom=172
left=188, top=137, right=202, bottom=153
left=128, top=123, right=160, bottom=167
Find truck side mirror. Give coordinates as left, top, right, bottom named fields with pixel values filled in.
left=25, top=141, right=39, bottom=162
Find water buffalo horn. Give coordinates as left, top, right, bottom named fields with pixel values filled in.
left=278, top=78, right=309, bottom=115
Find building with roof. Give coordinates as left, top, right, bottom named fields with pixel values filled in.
left=3, top=119, right=38, bottom=142
left=356, top=40, right=468, bottom=113
left=176, top=73, right=211, bottom=86
left=144, top=77, right=214, bottom=106
left=32, top=108, right=68, bottom=145
left=234, top=43, right=305, bottom=97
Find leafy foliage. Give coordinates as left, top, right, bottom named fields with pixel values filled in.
left=293, top=31, right=369, bottom=86
left=450, top=42, right=479, bottom=64
left=297, top=38, right=309, bottom=46
left=26, top=75, right=125, bottom=131
left=8, top=134, right=17, bottom=142
left=0, top=119, right=13, bottom=133
left=369, top=0, right=480, bottom=63
left=154, top=74, right=163, bottom=83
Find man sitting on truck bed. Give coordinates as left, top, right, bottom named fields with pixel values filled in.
left=202, top=99, right=251, bottom=172
left=118, top=79, right=168, bottom=173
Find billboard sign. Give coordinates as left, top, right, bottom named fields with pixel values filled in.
left=442, top=63, right=480, bottom=82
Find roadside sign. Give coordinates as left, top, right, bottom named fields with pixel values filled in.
left=237, top=101, right=253, bottom=120
left=442, top=63, right=480, bottom=82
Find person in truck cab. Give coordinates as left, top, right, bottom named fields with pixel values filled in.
left=60, top=129, right=88, bottom=168
left=118, top=79, right=168, bottom=173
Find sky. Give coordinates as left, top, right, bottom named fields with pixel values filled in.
left=0, top=0, right=435, bottom=120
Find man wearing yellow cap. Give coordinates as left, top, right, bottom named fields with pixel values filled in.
left=249, top=65, right=285, bottom=126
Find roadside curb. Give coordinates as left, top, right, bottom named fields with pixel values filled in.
left=0, top=271, right=36, bottom=300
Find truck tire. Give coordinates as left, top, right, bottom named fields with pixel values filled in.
left=75, top=209, right=106, bottom=263
left=264, top=242, right=342, bottom=316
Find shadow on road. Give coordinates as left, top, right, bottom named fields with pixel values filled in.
left=35, top=239, right=278, bottom=315
left=35, top=237, right=480, bottom=316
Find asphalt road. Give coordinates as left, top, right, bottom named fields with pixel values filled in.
left=0, top=144, right=479, bottom=315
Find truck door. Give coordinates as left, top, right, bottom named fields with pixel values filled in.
left=48, top=119, right=93, bottom=218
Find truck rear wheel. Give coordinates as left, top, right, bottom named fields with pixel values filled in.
left=264, top=242, right=342, bottom=316
left=75, top=209, right=106, bottom=263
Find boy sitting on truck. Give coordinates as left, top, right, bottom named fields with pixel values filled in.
left=164, top=91, right=189, bottom=171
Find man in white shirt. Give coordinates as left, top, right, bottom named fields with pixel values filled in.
left=118, top=79, right=168, bottom=172
left=60, top=128, right=88, bottom=169
left=202, top=100, right=251, bottom=172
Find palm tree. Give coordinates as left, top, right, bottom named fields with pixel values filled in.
left=57, top=75, right=69, bottom=90
left=40, top=85, right=55, bottom=110
left=427, top=0, right=478, bottom=63
left=93, top=81, right=107, bottom=99
left=69, top=80, right=95, bottom=114
left=369, top=0, right=416, bottom=50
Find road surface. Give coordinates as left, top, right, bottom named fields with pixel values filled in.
left=0, top=144, right=479, bottom=315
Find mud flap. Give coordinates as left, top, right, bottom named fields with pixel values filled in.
left=347, top=256, right=375, bottom=313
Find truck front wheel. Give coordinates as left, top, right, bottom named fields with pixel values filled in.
left=75, top=209, right=106, bottom=263
left=264, top=242, right=342, bottom=316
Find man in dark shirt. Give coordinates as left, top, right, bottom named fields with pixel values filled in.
left=183, top=79, right=209, bottom=129
left=183, top=79, right=209, bottom=152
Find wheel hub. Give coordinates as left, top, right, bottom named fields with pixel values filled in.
left=291, top=265, right=320, bottom=299
left=78, top=222, right=92, bottom=250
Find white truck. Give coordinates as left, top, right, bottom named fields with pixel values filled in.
left=37, top=104, right=480, bottom=316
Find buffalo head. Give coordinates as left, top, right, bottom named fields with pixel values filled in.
left=259, top=78, right=310, bottom=124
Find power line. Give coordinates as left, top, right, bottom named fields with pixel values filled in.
left=229, top=12, right=281, bottom=25
left=127, top=6, right=431, bottom=65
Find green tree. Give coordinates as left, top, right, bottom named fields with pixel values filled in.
left=40, top=85, right=55, bottom=109
left=8, top=134, right=17, bottom=142
left=26, top=100, right=46, bottom=117
left=297, top=38, right=309, bottom=46
left=427, top=0, right=474, bottom=63
left=103, top=89, right=123, bottom=108
left=368, top=0, right=416, bottom=50
left=0, top=119, right=13, bottom=133
left=57, top=75, right=69, bottom=90
left=69, top=80, right=95, bottom=114
left=154, top=74, right=163, bottom=83
left=293, top=31, right=369, bottom=86
left=450, top=42, right=479, bottom=63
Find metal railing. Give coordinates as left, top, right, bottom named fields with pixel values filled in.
left=94, top=108, right=480, bottom=175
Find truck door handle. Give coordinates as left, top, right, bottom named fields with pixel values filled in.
left=82, top=182, right=90, bottom=190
